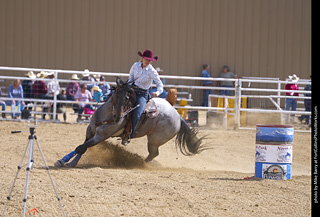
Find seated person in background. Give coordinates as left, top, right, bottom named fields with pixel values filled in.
left=80, top=69, right=95, bottom=91
left=0, top=88, right=6, bottom=118
left=74, top=84, right=94, bottom=122
left=98, top=76, right=111, bottom=99
left=22, top=71, right=36, bottom=109
left=32, top=71, right=51, bottom=99
left=66, top=74, right=80, bottom=101
left=92, top=86, right=104, bottom=103
left=46, top=71, right=60, bottom=96
left=33, top=71, right=53, bottom=120
left=7, top=79, right=25, bottom=119
left=50, top=89, right=67, bottom=122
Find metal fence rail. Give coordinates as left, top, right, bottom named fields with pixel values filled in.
left=0, top=66, right=311, bottom=132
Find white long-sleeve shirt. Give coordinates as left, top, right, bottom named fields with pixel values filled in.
left=128, top=62, right=163, bottom=96
left=47, top=80, right=61, bottom=95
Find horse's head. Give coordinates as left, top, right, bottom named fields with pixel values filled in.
left=112, top=77, right=136, bottom=122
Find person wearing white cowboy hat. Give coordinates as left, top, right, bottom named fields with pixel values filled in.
left=70, top=74, right=80, bottom=80
left=25, top=71, right=36, bottom=79
left=285, top=74, right=300, bottom=123
left=80, top=69, right=95, bottom=91
left=287, top=74, right=300, bottom=83
left=32, top=72, right=50, bottom=99
left=36, top=71, right=48, bottom=78
left=46, top=71, right=60, bottom=96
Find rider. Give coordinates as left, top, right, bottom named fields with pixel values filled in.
left=122, top=49, right=163, bottom=146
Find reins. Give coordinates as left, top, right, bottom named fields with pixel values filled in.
left=95, top=84, right=140, bottom=127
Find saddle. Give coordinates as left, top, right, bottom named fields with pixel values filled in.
left=122, top=99, right=159, bottom=138
left=95, top=99, right=159, bottom=128
left=142, top=99, right=159, bottom=119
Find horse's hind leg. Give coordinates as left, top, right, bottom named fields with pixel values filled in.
left=145, top=141, right=160, bottom=163
left=145, top=133, right=171, bottom=162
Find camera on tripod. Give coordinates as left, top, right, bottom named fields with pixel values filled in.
left=2, top=121, right=66, bottom=217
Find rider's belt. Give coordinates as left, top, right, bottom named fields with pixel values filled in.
left=134, top=87, right=148, bottom=93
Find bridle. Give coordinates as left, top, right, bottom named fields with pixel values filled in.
left=112, top=86, right=135, bottom=117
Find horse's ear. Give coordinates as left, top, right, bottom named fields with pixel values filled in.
left=116, top=77, right=124, bottom=86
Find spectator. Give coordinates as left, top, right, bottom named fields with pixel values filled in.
left=7, top=79, right=25, bottom=119
left=46, top=71, right=60, bottom=96
left=80, top=69, right=95, bottom=91
left=201, top=64, right=213, bottom=106
left=50, top=89, right=67, bottom=122
left=98, top=76, right=111, bottom=99
left=92, top=86, right=104, bottom=102
left=298, top=79, right=311, bottom=126
left=66, top=74, right=80, bottom=101
left=74, top=84, right=94, bottom=122
left=21, top=71, right=36, bottom=109
left=219, top=65, right=238, bottom=96
left=285, top=74, right=299, bottom=123
left=32, top=72, right=53, bottom=120
left=32, top=71, right=51, bottom=99
left=0, top=88, right=6, bottom=118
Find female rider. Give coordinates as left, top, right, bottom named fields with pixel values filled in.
left=122, top=49, right=163, bottom=145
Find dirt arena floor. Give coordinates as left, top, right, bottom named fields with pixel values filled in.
left=0, top=112, right=311, bottom=216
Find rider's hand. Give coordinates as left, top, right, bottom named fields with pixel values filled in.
left=152, top=92, right=158, bottom=98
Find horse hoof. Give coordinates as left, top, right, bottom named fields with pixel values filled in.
left=65, top=154, right=81, bottom=167
left=54, top=159, right=64, bottom=168
left=65, top=162, right=76, bottom=168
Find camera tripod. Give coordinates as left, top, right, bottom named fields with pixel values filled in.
left=1, top=125, right=66, bottom=217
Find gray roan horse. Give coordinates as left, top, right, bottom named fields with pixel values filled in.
left=54, top=77, right=206, bottom=168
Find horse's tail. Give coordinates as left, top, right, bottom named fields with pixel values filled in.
left=175, top=117, right=206, bottom=156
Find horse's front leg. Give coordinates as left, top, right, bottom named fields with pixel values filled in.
left=54, top=128, right=111, bottom=168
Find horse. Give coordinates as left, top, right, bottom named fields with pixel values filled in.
left=54, top=77, right=206, bottom=168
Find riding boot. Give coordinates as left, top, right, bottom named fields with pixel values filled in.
left=2, top=113, right=5, bottom=118
left=122, top=116, right=132, bottom=146
left=121, top=134, right=130, bottom=146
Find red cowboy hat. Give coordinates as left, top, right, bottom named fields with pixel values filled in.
left=138, top=49, right=158, bottom=61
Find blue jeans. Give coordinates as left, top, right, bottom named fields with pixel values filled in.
left=0, top=101, right=6, bottom=111
left=299, top=99, right=311, bottom=124
left=130, top=91, right=148, bottom=138
left=7, top=101, right=25, bottom=118
left=202, top=89, right=212, bottom=107
left=220, top=85, right=233, bottom=96
left=285, top=98, right=297, bottom=122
